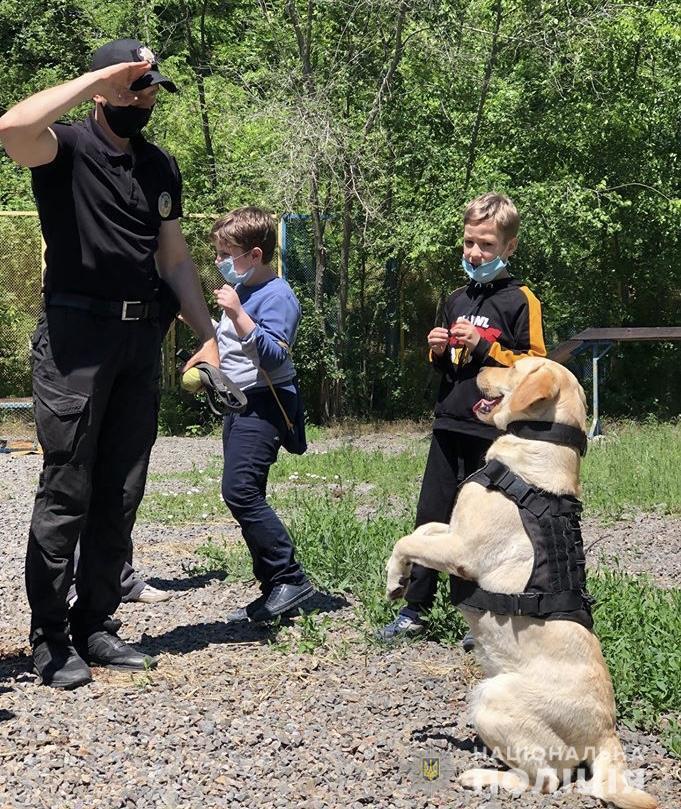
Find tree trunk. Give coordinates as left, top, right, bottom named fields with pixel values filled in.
left=463, top=0, right=503, bottom=192
left=182, top=1, right=218, bottom=194
left=339, top=160, right=353, bottom=333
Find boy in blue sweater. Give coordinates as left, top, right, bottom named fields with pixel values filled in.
left=211, top=207, right=313, bottom=623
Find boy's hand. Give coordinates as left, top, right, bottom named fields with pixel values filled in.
left=450, top=321, right=481, bottom=349
left=214, top=284, right=242, bottom=318
left=427, top=327, right=450, bottom=356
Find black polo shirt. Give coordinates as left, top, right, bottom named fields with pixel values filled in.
left=31, top=114, right=182, bottom=302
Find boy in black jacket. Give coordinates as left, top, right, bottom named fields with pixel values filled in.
left=379, top=192, right=547, bottom=641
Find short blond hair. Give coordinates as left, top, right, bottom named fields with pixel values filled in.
left=463, top=192, right=519, bottom=240
left=211, top=206, right=277, bottom=264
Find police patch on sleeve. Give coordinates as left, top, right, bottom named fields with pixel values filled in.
left=158, top=191, right=172, bottom=218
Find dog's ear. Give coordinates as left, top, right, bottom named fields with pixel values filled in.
left=509, top=365, right=559, bottom=413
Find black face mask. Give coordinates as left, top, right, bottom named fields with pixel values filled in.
left=102, top=103, right=153, bottom=138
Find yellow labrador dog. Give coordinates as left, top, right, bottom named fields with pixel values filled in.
left=386, top=357, right=657, bottom=809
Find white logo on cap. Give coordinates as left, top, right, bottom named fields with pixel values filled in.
left=137, top=45, right=156, bottom=63
left=158, top=191, right=172, bottom=218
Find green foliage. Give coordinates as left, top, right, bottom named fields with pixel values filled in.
left=187, top=537, right=252, bottom=582
left=591, top=568, right=681, bottom=756
left=157, top=390, right=219, bottom=438
left=271, top=611, right=334, bottom=655
left=420, top=576, right=468, bottom=644
left=0, top=215, right=42, bottom=396
left=2, top=1, right=678, bottom=419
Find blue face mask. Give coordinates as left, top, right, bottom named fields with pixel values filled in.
left=462, top=255, right=508, bottom=284
left=217, top=255, right=255, bottom=286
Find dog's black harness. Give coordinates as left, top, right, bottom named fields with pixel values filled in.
left=451, top=454, right=594, bottom=631
left=505, top=420, right=588, bottom=456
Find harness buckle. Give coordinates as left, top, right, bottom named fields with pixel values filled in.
left=121, top=300, right=144, bottom=320
left=510, top=592, right=541, bottom=615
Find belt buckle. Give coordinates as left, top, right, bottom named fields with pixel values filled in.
left=121, top=300, right=143, bottom=321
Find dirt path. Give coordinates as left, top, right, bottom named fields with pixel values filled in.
left=0, top=435, right=678, bottom=808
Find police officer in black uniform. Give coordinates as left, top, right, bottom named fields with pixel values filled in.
left=0, top=39, right=220, bottom=689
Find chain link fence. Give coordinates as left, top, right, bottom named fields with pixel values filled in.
left=0, top=212, right=223, bottom=405
left=0, top=212, right=293, bottom=405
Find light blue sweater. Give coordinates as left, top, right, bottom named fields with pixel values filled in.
left=215, top=276, right=300, bottom=392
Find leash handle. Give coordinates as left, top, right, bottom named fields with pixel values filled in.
left=261, top=368, right=294, bottom=431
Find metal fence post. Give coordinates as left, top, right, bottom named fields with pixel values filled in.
left=589, top=342, right=614, bottom=438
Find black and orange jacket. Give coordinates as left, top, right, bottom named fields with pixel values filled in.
left=431, top=276, right=546, bottom=439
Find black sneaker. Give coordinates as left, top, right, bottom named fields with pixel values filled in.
left=32, top=637, right=92, bottom=690
left=461, top=631, right=476, bottom=652
left=226, top=593, right=269, bottom=623
left=375, top=613, right=425, bottom=642
left=250, top=582, right=314, bottom=622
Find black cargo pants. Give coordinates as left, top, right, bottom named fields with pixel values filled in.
left=26, top=305, right=162, bottom=643
left=401, top=429, right=492, bottom=618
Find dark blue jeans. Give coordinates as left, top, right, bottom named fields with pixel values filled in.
left=221, top=388, right=307, bottom=593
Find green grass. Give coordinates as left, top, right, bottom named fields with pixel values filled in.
left=140, top=421, right=680, bottom=524
left=591, top=567, right=681, bottom=756
left=141, top=421, right=681, bottom=756
left=186, top=536, right=252, bottom=581
left=581, top=421, right=681, bottom=518
left=269, top=441, right=428, bottom=502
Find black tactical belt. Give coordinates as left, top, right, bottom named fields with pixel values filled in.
left=46, top=293, right=160, bottom=321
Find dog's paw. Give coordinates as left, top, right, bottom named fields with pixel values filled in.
left=386, top=554, right=411, bottom=601
left=458, top=770, right=481, bottom=790
left=386, top=578, right=408, bottom=601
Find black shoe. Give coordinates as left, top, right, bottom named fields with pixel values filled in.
left=250, top=581, right=314, bottom=622
left=75, top=629, right=158, bottom=672
left=375, top=612, right=425, bottom=642
left=226, top=593, right=269, bottom=623
left=462, top=631, right=476, bottom=653
left=32, top=637, right=92, bottom=690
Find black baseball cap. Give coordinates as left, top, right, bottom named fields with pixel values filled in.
left=90, top=38, right=177, bottom=93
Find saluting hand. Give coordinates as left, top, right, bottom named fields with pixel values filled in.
left=214, top=285, right=242, bottom=319
left=94, top=61, right=151, bottom=106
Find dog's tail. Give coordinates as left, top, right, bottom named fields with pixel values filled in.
left=586, top=734, right=657, bottom=809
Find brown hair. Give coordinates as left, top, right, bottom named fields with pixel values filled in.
left=463, top=192, right=520, bottom=240
left=210, top=206, right=277, bottom=264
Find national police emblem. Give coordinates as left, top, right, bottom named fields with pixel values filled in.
left=421, top=756, right=440, bottom=782
left=137, top=45, right=156, bottom=64
left=158, top=191, right=172, bottom=218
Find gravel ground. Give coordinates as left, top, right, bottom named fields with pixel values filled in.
left=0, top=435, right=679, bottom=809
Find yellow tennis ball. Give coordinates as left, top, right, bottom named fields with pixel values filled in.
left=181, top=367, right=204, bottom=393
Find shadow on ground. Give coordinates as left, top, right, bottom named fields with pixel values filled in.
left=411, top=723, right=492, bottom=756
left=142, top=591, right=349, bottom=656
left=142, top=570, right=227, bottom=593
left=0, top=684, right=16, bottom=721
